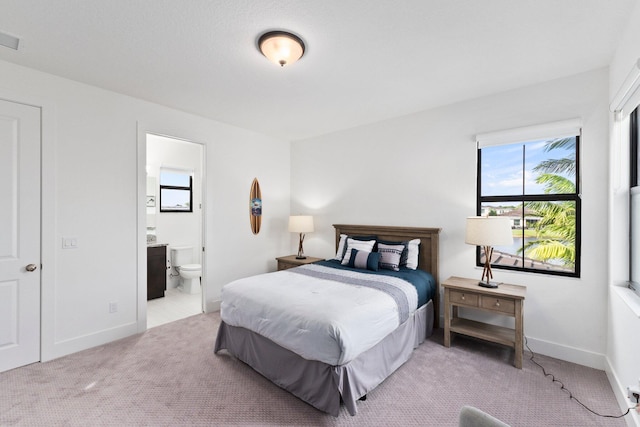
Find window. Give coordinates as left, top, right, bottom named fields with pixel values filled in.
left=159, top=168, right=193, bottom=212
left=476, top=121, right=581, bottom=277
left=629, top=107, right=640, bottom=295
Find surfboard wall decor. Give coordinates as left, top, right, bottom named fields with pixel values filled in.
left=250, top=178, right=262, bottom=234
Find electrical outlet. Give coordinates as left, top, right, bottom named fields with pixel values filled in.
left=109, top=302, right=118, bottom=313
left=628, top=384, right=640, bottom=402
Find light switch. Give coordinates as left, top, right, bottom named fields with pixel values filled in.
left=62, top=236, right=78, bottom=249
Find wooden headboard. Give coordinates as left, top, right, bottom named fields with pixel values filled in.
left=333, top=224, right=441, bottom=328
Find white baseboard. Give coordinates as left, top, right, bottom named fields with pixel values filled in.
left=43, top=299, right=222, bottom=363
left=524, top=335, right=605, bottom=370
left=205, top=298, right=221, bottom=313
left=605, top=357, right=640, bottom=427
left=438, top=315, right=606, bottom=369
left=42, top=321, right=139, bottom=362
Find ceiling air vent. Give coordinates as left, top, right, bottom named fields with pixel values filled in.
left=0, top=31, right=20, bottom=50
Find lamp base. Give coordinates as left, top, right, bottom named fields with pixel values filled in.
left=478, top=281, right=500, bottom=288
left=295, top=233, right=306, bottom=260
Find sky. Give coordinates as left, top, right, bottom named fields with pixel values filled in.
left=160, top=170, right=192, bottom=209
left=480, top=138, right=575, bottom=197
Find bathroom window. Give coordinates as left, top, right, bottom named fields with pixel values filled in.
left=159, top=169, right=193, bottom=212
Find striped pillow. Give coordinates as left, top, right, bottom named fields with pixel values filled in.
left=347, top=249, right=380, bottom=271
left=377, top=238, right=421, bottom=270
left=377, top=243, right=404, bottom=271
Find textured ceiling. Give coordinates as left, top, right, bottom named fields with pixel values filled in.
left=0, top=0, right=636, bottom=141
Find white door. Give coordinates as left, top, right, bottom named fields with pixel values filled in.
left=0, top=99, right=41, bottom=372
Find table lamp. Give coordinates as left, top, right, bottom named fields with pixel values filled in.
left=289, top=215, right=314, bottom=259
left=465, top=216, right=513, bottom=288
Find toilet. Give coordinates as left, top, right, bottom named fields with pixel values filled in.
left=170, top=246, right=201, bottom=294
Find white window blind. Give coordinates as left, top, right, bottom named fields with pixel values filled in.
left=476, top=118, right=582, bottom=148
left=610, top=58, right=640, bottom=119
left=630, top=187, right=640, bottom=289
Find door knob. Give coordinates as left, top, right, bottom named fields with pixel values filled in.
left=25, top=264, right=37, bottom=272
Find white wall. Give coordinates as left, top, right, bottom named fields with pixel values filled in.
left=607, top=0, right=640, bottom=423
left=292, top=68, right=610, bottom=368
left=146, top=134, right=203, bottom=289
left=0, top=59, right=291, bottom=361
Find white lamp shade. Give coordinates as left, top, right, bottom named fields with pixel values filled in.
left=289, top=215, right=314, bottom=233
left=465, top=216, right=512, bottom=246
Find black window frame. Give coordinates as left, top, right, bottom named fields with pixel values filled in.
left=159, top=172, right=193, bottom=213
left=476, top=135, right=582, bottom=278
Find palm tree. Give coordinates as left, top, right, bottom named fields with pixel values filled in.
left=532, top=137, right=575, bottom=175
left=520, top=138, right=576, bottom=267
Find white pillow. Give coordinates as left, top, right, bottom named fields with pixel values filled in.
left=334, top=234, right=348, bottom=261
left=341, top=238, right=376, bottom=265
left=404, top=239, right=420, bottom=270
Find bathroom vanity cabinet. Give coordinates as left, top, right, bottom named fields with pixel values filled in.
left=147, top=244, right=167, bottom=300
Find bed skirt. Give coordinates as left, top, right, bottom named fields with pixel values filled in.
left=214, top=300, right=433, bottom=416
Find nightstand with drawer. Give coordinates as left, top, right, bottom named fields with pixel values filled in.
left=442, top=276, right=526, bottom=368
left=276, top=255, right=324, bottom=271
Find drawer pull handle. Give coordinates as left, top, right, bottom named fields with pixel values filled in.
left=495, top=300, right=500, bottom=307
left=461, top=294, right=465, bottom=300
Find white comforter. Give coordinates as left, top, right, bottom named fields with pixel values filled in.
left=220, top=264, right=418, bottom=365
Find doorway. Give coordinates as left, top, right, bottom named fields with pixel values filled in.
left=0, top=99, right=41, bottom=372
left=144, top=133, right=205, bottom=328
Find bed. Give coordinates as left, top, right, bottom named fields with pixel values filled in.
left=214, top=224, right=440, bottom=416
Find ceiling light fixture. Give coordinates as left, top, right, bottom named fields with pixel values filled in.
left=258, top=31, right=305, bottom=67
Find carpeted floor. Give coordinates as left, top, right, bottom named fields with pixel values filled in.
left=0, top=312, right=629, bottom=426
